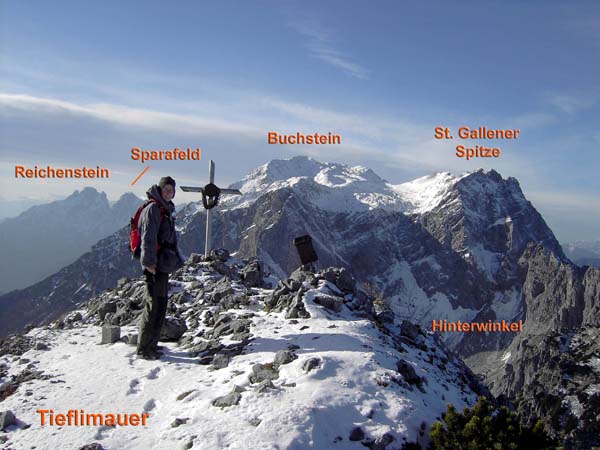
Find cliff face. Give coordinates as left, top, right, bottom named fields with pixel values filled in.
left=486, top=244, right=600, bottom=449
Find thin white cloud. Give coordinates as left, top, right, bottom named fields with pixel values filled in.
left=500, top=111, right=557, bottom=129
left=0, top=93, right=262, bottom=139
left=0, top=91, right=542, bottom=181
left=548, top=94, right=597, bottom=115
left=290, top=21, right=369, bottom=80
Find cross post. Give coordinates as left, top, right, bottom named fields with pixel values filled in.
left=180, top=159, right=242, bottom=256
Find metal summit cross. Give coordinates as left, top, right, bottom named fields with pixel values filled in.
left=180, top=160, right=242, bottom=256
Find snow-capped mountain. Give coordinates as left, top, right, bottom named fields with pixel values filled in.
left=180, top=157, right=565, bottom=356
left=2, top=156, right=598, bottom=448
left=0, top=255, right=486, bottom=449
left=0, top=188, right=142, bottom=294
left=0, top=157, right=564, bottom=355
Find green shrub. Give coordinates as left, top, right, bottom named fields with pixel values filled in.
left=428, top=397, right=557, bottom=450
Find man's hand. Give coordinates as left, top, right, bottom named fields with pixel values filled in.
left=146, top=265, right=156, bottom=274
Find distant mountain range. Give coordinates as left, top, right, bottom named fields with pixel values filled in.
left=0, top=187, right=141, bottom=293
left=1, top=156, right=598, bottom=446
left=564, top=240, right=600, bottom=268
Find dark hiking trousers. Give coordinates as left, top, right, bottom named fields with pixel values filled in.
left=137, top=270, right=169, bottom=354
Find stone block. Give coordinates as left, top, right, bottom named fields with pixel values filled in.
left=101, top=325, right=121, bottom=344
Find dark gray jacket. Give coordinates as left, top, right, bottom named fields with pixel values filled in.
left=139, top=185, right=184, bottom=274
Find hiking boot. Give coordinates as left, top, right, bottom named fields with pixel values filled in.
left=137, top=351, right=159, bottom=360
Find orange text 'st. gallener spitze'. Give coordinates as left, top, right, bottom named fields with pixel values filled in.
left=434, top=126, right=521, bottom=160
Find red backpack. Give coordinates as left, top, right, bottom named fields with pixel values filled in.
left=129, top=199, right=167, bottom=258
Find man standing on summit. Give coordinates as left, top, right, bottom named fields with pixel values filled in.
left=135, top=176, right=184, bottom=360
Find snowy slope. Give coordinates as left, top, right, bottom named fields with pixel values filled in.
left=389, top=172, right=464, bottom=215
left=225, top=156, right=463, bottom=214
left=0, top=257, right=482, bottom=450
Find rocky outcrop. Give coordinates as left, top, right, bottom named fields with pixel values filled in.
left=486, top=244, right=600, bottom=449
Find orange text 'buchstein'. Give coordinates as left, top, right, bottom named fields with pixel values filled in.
left=268, top=131, right=341, bottom=145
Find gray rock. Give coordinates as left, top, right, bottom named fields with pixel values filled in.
left=335, top=268, right=355, bottom=293
left=213, top=313, right=233, bottom=328
left=371, top=432, right=395, bottom=450
left=400, top=320, right=421, bottom=340
left=345, top=290, right=375, bottom=317
left=187, top=253, right=204, bottom=264
left=209, top=279, right=235, bottom=304
left=0, top=410, right=16, bottom=430
left=248, top=417, right=262, bottom=427
left=99, top=302, right=118, bottom=320
left=230, top=332, right=251, bottom=342
left=302, top=357, right=321, bottom=373
left=35, top=342, right=49, bottom=351
left=376, top=309, right=394, bottom=324
left=349, top=426, right=364, bottom=441
left=285, top=290, right=311, bottom=319
left=210, top=260, right=232, bottom=277
left=290, top=267, right=316, bottom=285
left=241, top=260, right=263, bottom=288
left=209, top=248, right=230, bottom=262
left=0, top=335, right=35, bottom=357
left=396, top=359, right=421, bottom=385
left=313, top=295, right=343, bottom=313
left=212, top=321, right=232, bottom=338
left=283, top=279, right=303, bottom=292
left=231, top=320, right=250, bottom=334
left=197, top=356, right=213, bottom=365
left=211, top=391, right=241, bottom=408
left=171, top=417, right=189, bottom=427
left=101, top=325, right=120, bottom=344
left=189, top=340, right=223, bottom=358
left=321, top=268, right=337, bottom=283
left=211, top=354, right=230, bottom=369
left=159, top=317, right=187, bottom=341
left=79, top=443, right=105, bottom=450
left=249, top=363, right=279, bottom=383
left=273, top=350, right=298, bottom=368
left=176, top=390, right=196, bottom=401
left=255, top=380, right=276, bottom=393
left=172, top=291, right=193, bottom=305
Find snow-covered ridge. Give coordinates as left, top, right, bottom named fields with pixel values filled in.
left=0, top=256, right=484, bottom=450
left=390, top=172, right=465, bottom=215
left=223, top=156, right=484, bottom=214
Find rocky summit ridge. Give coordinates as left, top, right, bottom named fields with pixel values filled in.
left=0, top=252, right=486, bottom=450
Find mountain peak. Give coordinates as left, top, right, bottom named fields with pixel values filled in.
left=226, top=156, right=397, bottom=212
left=64, top=187, right=108, bottom=206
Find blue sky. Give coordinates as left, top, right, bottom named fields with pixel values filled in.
left=1, top=0, right=599, bottom=241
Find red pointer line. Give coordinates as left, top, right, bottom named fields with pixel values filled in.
left=131, top=165, right=150, bottom=186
